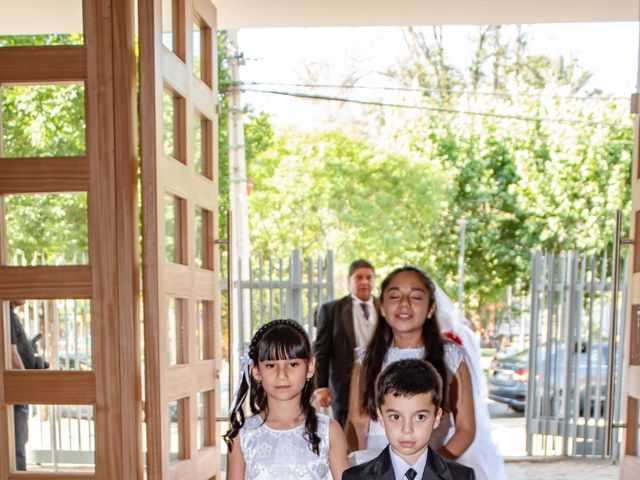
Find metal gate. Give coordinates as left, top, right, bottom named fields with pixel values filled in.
left=219, top=248, right=334, bottom=418
left=526, top=249, right=628, bottom=458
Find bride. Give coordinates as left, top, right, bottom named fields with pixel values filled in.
left=345, top=266, right=505, bottom=480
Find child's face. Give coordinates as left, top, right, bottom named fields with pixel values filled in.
left=252, top=357, right=315, bottom=401
left=381, top=271, right=434, bottom=336
left=377, top=391, right=442, bottom=464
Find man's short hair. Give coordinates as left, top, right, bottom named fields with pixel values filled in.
left=375, top=359, right=443, bottom=408
left=348, top=259, right=375, bottom=277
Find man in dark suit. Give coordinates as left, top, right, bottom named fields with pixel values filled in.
left=313, top=259, right=376, bottom=427
left=343, top=359, right=475, bottom=480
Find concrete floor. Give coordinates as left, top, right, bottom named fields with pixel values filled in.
left=505, top=458, right=619, bottom=480
left=489, top=400, right=620, bottom=479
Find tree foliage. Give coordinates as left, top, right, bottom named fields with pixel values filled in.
left=0, top=29, right=633, bottom=324
left=381, top=26, right=633, bottom=313
left=217, top=32, right=275, bottom=238
left=247, top=131, right=448, bottom=271
left=1, top=34, right=87, bottom=264
left=244, top=26, right=632, bottom=320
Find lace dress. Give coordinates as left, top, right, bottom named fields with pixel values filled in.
left=240, top=413, right=331, bottom=480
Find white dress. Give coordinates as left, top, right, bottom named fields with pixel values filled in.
left=240, top=413, right=331, bottom=480
left=357, top=343, right=505, bottom=480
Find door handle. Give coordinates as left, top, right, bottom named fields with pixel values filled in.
left=605, top=209, right=632, bottom=456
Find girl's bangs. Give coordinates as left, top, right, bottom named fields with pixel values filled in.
left=257, top=327, right=308, bottom=361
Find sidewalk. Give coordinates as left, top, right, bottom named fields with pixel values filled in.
left=505, top=457, right=619, bottom=480
left=489, top=400, right=620, bottom=479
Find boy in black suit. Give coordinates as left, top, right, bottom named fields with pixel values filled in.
left=343, top=359, right=475, bottom=480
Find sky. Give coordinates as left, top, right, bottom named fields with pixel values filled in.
left=236, top=23, right=639, bottom=130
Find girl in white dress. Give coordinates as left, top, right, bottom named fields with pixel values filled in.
left=224, top=319, right=349, bottom=480
left=346, top=266, right=505, bottom=480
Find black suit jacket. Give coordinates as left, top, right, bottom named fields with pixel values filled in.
left=342, top=446, right=475, bottom=480
left=313, top=295, right=360, bottom=425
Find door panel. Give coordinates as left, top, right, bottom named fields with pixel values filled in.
left=139, top=0, right=220, bottom=478
left=0, top=0, right=139, bottom=478
left=622, top=112, right=640, bottom=478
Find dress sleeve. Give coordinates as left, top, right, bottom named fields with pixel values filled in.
left=443, top=342, right=465, bottom=374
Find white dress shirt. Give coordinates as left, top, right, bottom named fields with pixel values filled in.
left=389, top=447, right=428, bottom=480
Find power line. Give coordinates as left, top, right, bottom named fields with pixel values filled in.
left=240, top=87, right=625, bottom=128
left=241, top=81, right=629, bottom=103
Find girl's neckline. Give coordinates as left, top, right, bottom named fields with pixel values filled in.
left=390, top=345, right=424, bottom=350
left=258, top=415, right=306, bottom=432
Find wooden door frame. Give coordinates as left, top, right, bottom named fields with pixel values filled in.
left=621, top=109, right=640, bottom=478
left=0, top=0, right=140, bottom=478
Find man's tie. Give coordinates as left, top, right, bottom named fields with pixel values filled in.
left=405, top=468, right=417, bottom=480
left=360, top=302, right=370, bottom=320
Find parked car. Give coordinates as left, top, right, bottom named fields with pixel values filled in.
left=488, top=349, right=528, bottom=412
left=488, top=343, right=610, bottom=416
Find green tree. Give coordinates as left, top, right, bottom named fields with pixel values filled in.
left=247, top=130, right=448, bottom=271
left=217, top=31, right=275, bottom=238
left=379, top=25, right=632, bottom=316
left=1, top=34, right=87, bottom=264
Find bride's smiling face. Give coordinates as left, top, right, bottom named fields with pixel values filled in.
left=381, top=271, right=435, bottom=335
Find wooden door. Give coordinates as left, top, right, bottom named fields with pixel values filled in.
left=0, top=0, right=140, bottom=478
left=139, top=0, right=221, bottom=478
left=622, top=103, right=640, bottom=476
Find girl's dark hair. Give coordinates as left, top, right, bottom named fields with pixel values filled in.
left=360, top=266, right=449, bottom=420
left=222, top=319, right=321, bottom=454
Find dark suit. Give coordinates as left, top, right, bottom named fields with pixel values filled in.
left=342, top=446, right=475, bottom=480
left=313, top=295, right=362, bottom=427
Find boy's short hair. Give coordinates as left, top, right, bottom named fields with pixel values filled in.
left=348, top=259, right=375, bottom=277
left=375, top=359, right=443, bottom=408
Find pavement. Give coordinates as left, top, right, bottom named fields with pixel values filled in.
left=504, top=458, right=619, bottom=480
left=488, top=400, right=620, bottom=480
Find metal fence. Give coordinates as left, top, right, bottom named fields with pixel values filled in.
left=232, top=249, right=335, bottom=343
left=7, top=253, right=95, bottom=469
left=526, top=250, right=627, bottom=459
left=221, top=249, right=335, bottom=415
left=11, top=299, right=95, bottom=469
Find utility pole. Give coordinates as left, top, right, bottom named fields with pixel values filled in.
left=226, top=30, right=251, bottom=366
left=457, top=219, right=467, bottom=316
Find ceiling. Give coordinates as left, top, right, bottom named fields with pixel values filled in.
left=214, top=0, right=640, bottom=29
left=0, top=0, right=638, bottom=35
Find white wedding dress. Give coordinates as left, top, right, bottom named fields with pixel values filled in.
left=433, top=285, right=505, bottom=480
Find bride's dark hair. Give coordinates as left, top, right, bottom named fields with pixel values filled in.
left=223, top=319, right=320, bottom=454
left=360, top=265, right=449, bottom=419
